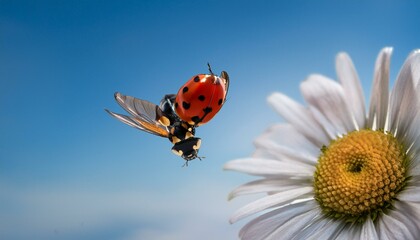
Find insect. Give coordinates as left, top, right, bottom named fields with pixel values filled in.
left=174, top=65, right=229, bottom=126
left=105, top=66, right=229, bottom=163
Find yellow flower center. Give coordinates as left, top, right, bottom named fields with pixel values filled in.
left=314, top=129, right=408, bottom=222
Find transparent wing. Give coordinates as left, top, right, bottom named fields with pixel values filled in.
left=114, top=92, right=165, bottom=124
left=105, top=92, right=170, bottom=138
left=105, top=109, right=169, bottom=137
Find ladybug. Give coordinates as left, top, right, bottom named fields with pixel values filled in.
left=105, top=66, right=229, bottom=164
left=174, top=64, right=229, bottom=126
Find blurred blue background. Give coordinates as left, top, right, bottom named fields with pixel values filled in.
left=1, top=0, right=420, bottom=239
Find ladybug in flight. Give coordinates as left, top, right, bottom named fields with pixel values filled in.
left=174, top=64, right=229, bottom=126
left=105, top=65, right=229, bottom=163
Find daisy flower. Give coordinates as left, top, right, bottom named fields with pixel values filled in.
left=224, top=48, right=420, bottom=239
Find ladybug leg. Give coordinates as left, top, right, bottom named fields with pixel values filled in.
left=182, top=160, right=189, bottom=167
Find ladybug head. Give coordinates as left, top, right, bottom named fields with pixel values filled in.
left=171, top=137, right=201, bottom=161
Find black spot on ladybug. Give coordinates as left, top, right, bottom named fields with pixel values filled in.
left=183, top=87, right=188, bottom=93
left=175, top=102, right=179, bottom=108
left=182, top=101, right=190, bottom=110
left=198, top=95, right=205, bottom=101
left=191, top=116, right=200, bottom=123
left=218, top=98, right=223, bottom=105
left=194, top=76, right=200, bottom=82
left=203, top=107, right=212, bottom=113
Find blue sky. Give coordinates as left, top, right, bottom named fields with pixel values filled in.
left=1, top=0, right=420, bottom=239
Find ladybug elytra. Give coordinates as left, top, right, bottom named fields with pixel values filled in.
left=174, top=66, right=229, bottom=126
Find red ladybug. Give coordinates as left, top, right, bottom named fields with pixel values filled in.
left=105, top=65, right=229, bottom=164
left=174, top=65, right=229, bottom=126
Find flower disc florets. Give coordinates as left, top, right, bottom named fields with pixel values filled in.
left=314, top=130, right=408, bottom=223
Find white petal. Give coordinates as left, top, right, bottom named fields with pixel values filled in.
left=253, top=124, right=319, bottom=165
left=252, top=146, right=317, bottom=169
left=255, top=124, right=320, bottom=157
left=293, top=217, right=334, bottom=239
left=406, top=49, right=420, bottom=90
left=338, top=223, right=362, bottom=240
left=239, top=200, right=317, bottom=240
left=223, top=158, right=314, bottom=177
left=252, top=147, right=317, bottom=167
left=391, top=202, right=420, bottom=236
left=301, top=74, right=357, bottom=136
left=336, top=52, right=366, bottom=129
left=268, top=92, right=330, bottom=147
left=376, top=212, right=417, bottom=240
left=229, top=186, right=313, bottom=223
left=407, top=153, right=420, bottom=177
left=389, top=50, right=420, bottom=139
left=396, top=201, right=420, bottom=227
left=397, top=186, right=420, bottom=202
left=400, top=50, right=420, bottom=151
left=307, top=220, right=347, bottom=240
left=228, top=178, right=310, bottom=200
left=412, top=50, right=420, bottom=86
left=405, top=114, right=420, bottom=156
left=308, top=105, right=338, bottom=139
left=263, top=208, right=320, bottom=240
left=374, top=219, right=393, bottom=240
left=368, top=47, right=392, bottom=130
left=360, top=218, right=379, bottom=240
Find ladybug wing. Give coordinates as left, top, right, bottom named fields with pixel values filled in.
left=221, top=71, right=230, bottom=100
left=105, top=109, right=169, bottom=137
left=114, top=92, right=165, bottom=124
left=106, top=92, right=169, bottom=137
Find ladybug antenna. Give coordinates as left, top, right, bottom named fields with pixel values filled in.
left=207, top=63, right=214, bottom=75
